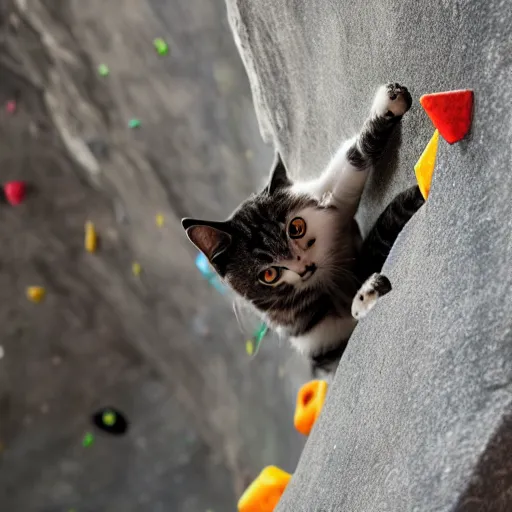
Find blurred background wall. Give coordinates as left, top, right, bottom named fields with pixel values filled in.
left=0, top=0, right=308, bottom=510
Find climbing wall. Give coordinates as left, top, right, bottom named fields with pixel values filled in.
left=0, top=1, right=308, bottom=510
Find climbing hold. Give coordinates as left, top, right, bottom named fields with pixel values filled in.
left=97, top=63, right=110, bottom=77
left=246, top=323, right=268, bottom=357
left=3, top=180, right=26, bottom=205
left=5, top=100, right=17, bottom=114
left=414, top=130, right=440, bottom=200
left=26, top=286, right=45, bottom=303
left=102, top=410, right=116, bottom=426
left=0, top=346, right=4, bottom=360
left=195, top=252, right=228, bottom=295
left=132, top=262, right=141, bottom=277
left=92, top=407, right=128, bottom=435
left=420, top=89, right=473, bottom=144
left=84, top=221, right=98, bottom=253
left=293, top=380, right=328, bottom=436
left=153, top=38, right=169, bottom=55
left=195, top=252, right=212, bottom=277
left=82, top=432, right=94, bottom=447
left=128, top=118, right=141, bottom=129
left=155, top=213, right=165, bottom=227
left=238, top=466, right=291, bottom=512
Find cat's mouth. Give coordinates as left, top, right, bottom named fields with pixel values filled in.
left=299, top=264, right=317, bottom=282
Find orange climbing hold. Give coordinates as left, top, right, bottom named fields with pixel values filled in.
left=238, top=466, right=291, bottom=512
left=293, top=380, right=328, bottom=436
left=420, top=89, right=473, bottom=144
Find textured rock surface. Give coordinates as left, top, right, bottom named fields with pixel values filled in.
left=0, top=1, right=308, bottom=510
left=227, top=0, right=512, bottom=510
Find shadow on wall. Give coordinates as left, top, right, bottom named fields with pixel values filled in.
left=455, top=414, right=512, bottom=511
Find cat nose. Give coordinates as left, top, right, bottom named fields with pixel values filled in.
left=307, top=238, right=316, bottom=248
left=299, top=264, right=317, bottom=277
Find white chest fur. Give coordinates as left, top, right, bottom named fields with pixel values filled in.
left=287, top=314, right=357, bottom=355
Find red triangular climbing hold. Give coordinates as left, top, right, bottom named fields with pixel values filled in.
left=420, top=89, right=473, bottom=144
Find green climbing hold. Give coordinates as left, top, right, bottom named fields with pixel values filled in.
left=153, top=38, right=169, bottom=56
left=102, top=410, right=116, bottom=427
left=246, top=323, right=268, bottom=357
left=82, top=432, right=94, bottom=447
left=128, top=119, right=141, bottom=129
left=254, top=323, right=268, bottom=344
left=97, top=64, right=109, bottom=77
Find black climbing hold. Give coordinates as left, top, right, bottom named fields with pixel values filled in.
left=92, top=407, right=128, bottom=435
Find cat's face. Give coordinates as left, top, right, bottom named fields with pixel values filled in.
left=182, top=154, right=340, bottom=314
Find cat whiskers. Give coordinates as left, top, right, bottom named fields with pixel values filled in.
left=252, top=291, right=287, bottom=312
left=320, top=260, right=360, bottom=297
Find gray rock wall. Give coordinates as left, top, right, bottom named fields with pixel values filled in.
left=0, top=1, right=308, bottom=510
left=227, top=0, right=512, bottom=510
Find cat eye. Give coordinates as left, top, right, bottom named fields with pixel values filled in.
left=259, top=267, right=282, bottom=285
left=288, top=217, right=306, bottom=239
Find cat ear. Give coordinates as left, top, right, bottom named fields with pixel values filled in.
left=182, top=218, right=232, bottom=262
left=267, top=151, right=291, bottom=194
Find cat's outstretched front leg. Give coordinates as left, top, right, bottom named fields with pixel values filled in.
left=351, top=273, right=392, bottom=320
left=312, top=83, right=412, bottom=215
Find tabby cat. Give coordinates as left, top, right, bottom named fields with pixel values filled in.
left=182, top=83, right=424, bottom=375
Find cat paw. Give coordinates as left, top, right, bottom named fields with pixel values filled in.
left=372, top=83, right=412, bottom=118
left=351, top=273, right=392, bottom=320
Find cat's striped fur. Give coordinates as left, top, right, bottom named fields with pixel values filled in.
left=183, top=83, right=423, bottom=376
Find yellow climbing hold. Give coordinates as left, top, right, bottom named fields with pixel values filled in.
left=238, top=466, right=291, bottom=512
left=26, top=286, right=45, bottom=303
left=84, top=221, right=97, bottom=253
left=155, top=214, right=165, bottom=227
left=414, top=129, right=439, bottom=200
left=245, top=340, right=254, bottom=356
left=132, top=262, right=141, bottom=277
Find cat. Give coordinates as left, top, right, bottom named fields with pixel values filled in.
left=351, top=185, right=425, bottom=321
left=182, top=83, right=423, bottom=375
